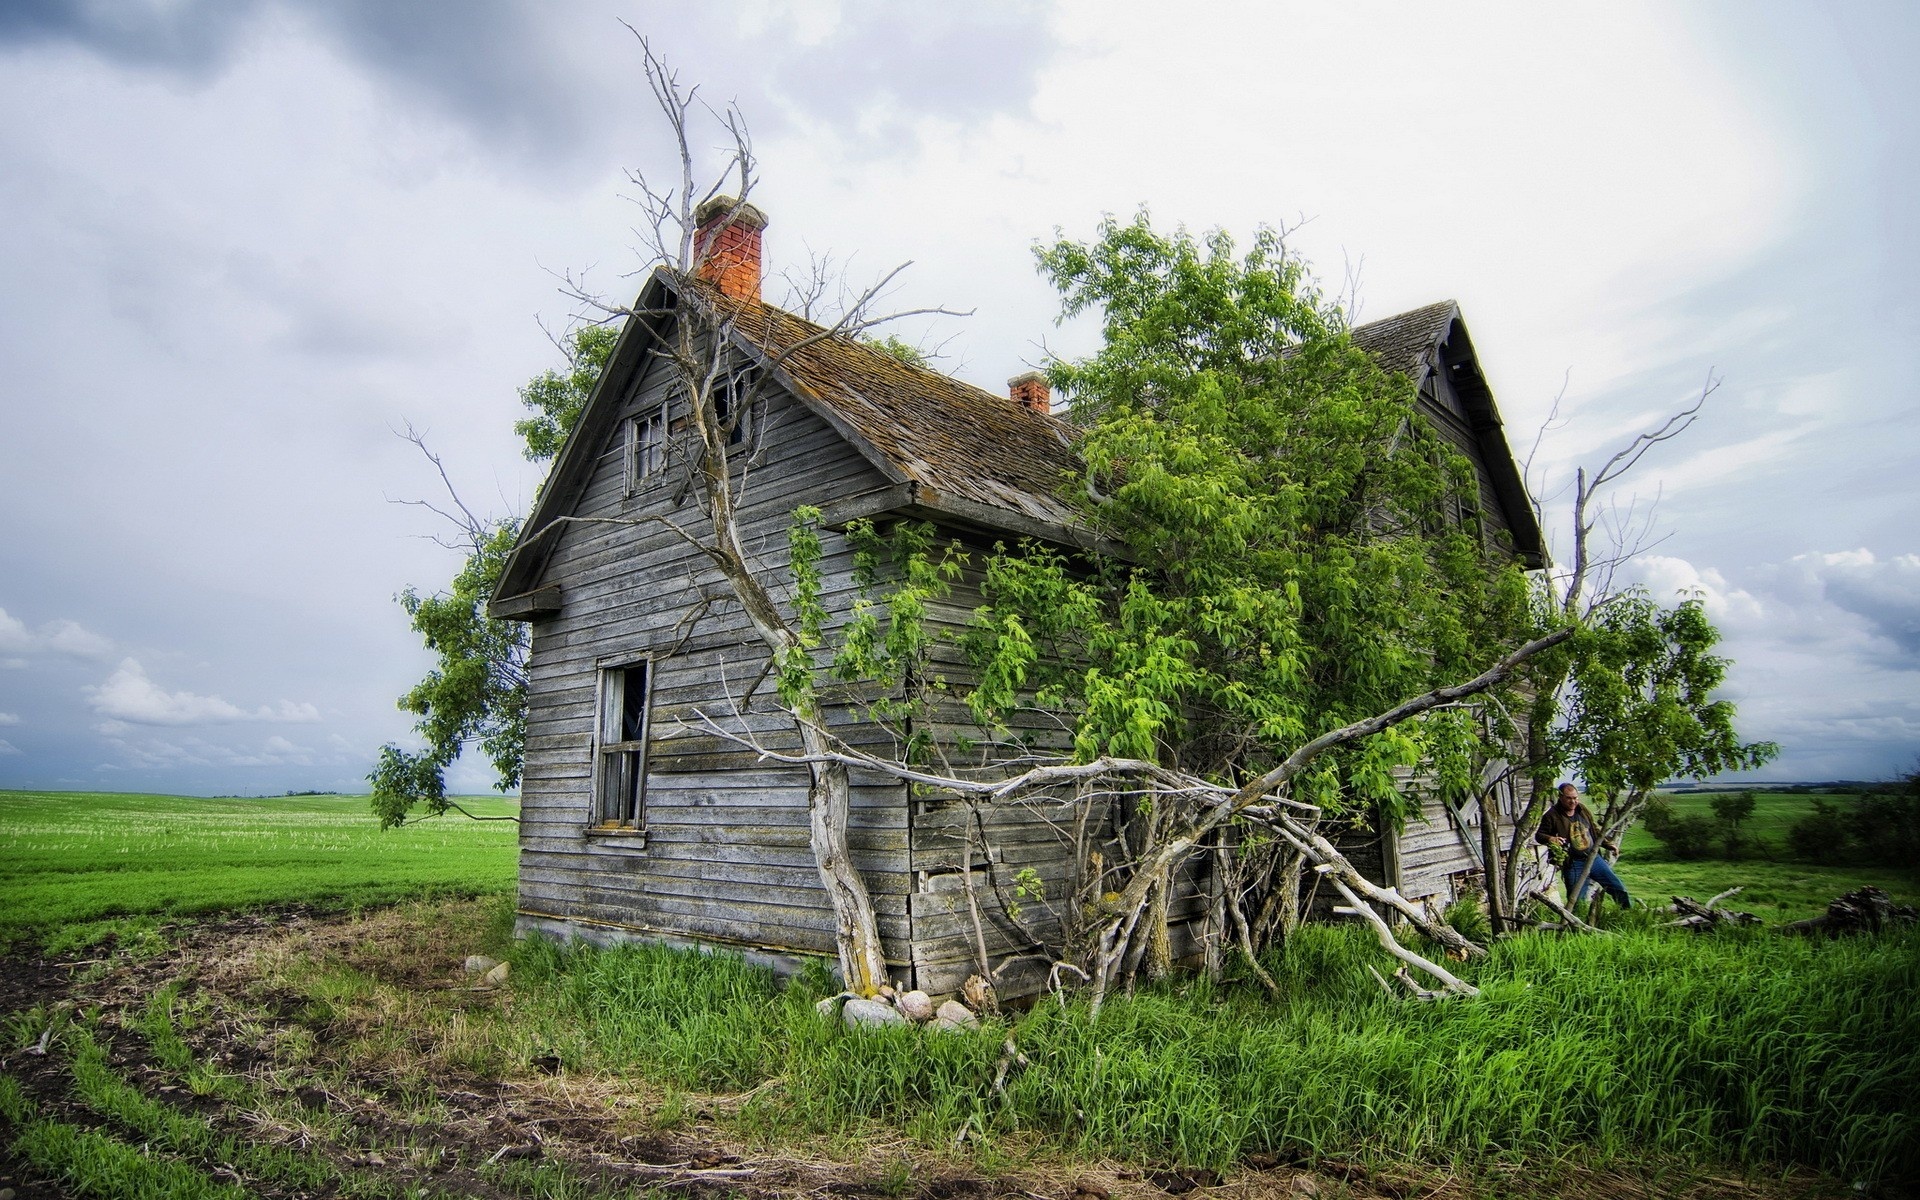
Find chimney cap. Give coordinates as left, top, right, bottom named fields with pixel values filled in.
left=1008, top=369, right=1048, bottom=388
left=694, top=195, right=769, bottom=230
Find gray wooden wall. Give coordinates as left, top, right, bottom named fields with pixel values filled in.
left=515, top=349, right=919, bottom=971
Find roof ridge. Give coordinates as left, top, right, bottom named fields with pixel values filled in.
left=689, top=277, right=1060, bottom=424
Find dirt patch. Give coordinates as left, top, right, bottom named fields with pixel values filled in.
left=0, top=903, right=1858, bottom=1200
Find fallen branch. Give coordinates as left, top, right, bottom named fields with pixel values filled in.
left=1329, top=876, right=1477, bottom=998
left=1533, top=889, right=1607, bottom=934
left=615, top=1164, right=756, bottom=1179
left=1782, top=886, right=1917, bottom=937
left=1666, top=892, right=1759, bottom=931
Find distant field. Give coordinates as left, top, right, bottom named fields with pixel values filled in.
left=0, top=790, right=518, bottom=943
left=1614, top=790, right=1919, bottom=921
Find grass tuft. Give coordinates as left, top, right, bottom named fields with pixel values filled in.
left=484, top=922, right=1919, bottom=1185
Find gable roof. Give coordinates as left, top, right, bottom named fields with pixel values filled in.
left=696, top=282, right=1082, bottom=528
left=492, top=270, right=1086, bottom=608
left=1348, top=300, right=1461, bottom=378
left=493, top=276, right=1543, bottom=611
left=1348, top=301, right=1546, bottom=568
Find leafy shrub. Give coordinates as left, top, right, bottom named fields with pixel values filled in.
left=1641, top=797, right=1719, bottom=859
left=1442, top=893, right=1492, bottom=945
left=1843, top=773, right=1920, bottom=867
left=1788, top=798, right=1852, bottom=864
left=1710, top=789, right=1758, bottom=855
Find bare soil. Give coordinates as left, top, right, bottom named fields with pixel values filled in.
left=0, top=906, right=1852, bottom=1200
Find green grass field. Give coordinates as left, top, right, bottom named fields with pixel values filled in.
left=0, top=790, right=518, bottom=944
left=3, top=788, right=1916, bottom=1193
left=1612, top=791, right=1919, bottom=921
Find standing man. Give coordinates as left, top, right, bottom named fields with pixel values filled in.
left=1536, top=782, right=1632, bottom=909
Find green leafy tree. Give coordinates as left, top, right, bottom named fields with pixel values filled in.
left=371, top=326, right=616, bottom=828
left=514, top=324, right=620, bottom=462
left=970, top=213, right=1531, bottom=813
left=808, top=212, right=1769, bottom=990
left=1711, top=788, right=1758, bottom=854
left=1641, top=796, right=1720, bottom=860
left=929, top=212, right=1548, bottom=984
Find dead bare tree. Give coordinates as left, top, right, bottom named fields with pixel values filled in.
left=700, top=628, right=1572, bottom=1009
left=1491, top=371, right=1723, bottom=919
left=542, top=34, right=964, bottom=997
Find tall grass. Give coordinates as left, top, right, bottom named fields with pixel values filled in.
left=504, top=923, right=1919, bottom=1186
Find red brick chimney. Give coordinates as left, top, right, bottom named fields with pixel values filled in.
left=693, top=196, right=767, bottom=301
left=1008, top=370, right=1050, bottom=415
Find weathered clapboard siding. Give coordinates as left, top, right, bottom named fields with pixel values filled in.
left=514, top=349, right=913, bottom=970
left=1394, top=796, right=1480, bottom=904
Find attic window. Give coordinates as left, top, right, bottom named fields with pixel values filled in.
left=625, top=409, right=667, bottom=494
left=716, top=368, right=754, bottom=447
left=594, top=661, right=652, bottom=833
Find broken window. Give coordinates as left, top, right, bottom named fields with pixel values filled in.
left=594, top=662, right=652, bottom=831
left=625, top=409, right=667, bottom=494
left=716, top=366, right=755, bottom=447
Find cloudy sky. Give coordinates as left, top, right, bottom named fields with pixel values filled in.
left=1, top=1, right=1914, bottom=795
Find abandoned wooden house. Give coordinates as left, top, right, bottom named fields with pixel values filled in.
left=489, top=200, right=1547, bottom=996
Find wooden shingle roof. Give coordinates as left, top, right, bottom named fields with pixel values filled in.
left=1346, top=300, right=1460, bottom=380
left=693, top=282, right=1081, bottom=529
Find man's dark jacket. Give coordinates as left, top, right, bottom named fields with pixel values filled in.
left=1536, top=801, right=1606, bottom=854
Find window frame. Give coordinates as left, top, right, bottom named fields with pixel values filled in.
left=624, top=407, right=668, bottom=496
left=590, top=659, right=654, bottom=838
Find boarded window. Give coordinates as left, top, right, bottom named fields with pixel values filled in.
left=595, top=662, right=651, bottom=830
left=625, top=410, right=667, bottom=493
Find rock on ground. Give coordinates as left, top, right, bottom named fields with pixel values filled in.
left=931, top=999, right=980, bottom=1031
left=842, top=997, right=908, bottom=1029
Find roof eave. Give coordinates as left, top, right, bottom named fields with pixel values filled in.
left=1431, top=314, right=1548, bottom=570
left=490, top=268, right=679, bottom=616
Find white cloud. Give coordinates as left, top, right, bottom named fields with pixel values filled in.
left=0, top=606, right=115, bottom=660
left=1, top=658, right=26, bottom=670
left=0, top=608, right=33, bottom=654
left=1628, top=555, right=1766, bottom=626
left=0, top=740, right=19, bottom=755
left=1651, top=426, right=1813, bottom=496
left=0, top=712, right=17, bottom=725
left=84, top=658, right=320, bottom=726
left=1779, top=549, right=1920, bottom=662
left=39, top=617, right=115, bottom=660
left=1627, top=550, right=1920, bottom=780
left=92, top=729, right=320, bottom=770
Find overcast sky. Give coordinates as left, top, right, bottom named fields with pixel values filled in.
left=2, top=1, right=1915, bottom=795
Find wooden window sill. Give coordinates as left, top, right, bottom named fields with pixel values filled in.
left=584, top=826, right=648, bottom=848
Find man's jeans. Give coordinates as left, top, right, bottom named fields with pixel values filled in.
left=1563, top=854, right=1631, bottom=908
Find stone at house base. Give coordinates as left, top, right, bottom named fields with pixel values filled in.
left=464, top=955, right=500, bottom=975
left=896, top=990, right=935, bottom=1022
left=930, top=999, right=980, bottom=1031
left=842, top=997, right=908, bottom=1029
